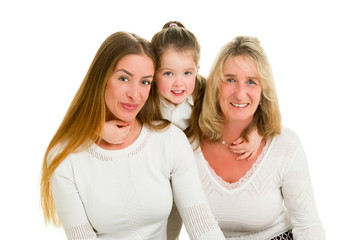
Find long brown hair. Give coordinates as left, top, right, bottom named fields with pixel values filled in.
left=40, top=31, right=167, bottom=226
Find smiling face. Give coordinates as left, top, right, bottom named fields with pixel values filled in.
left=105, top=54, right=154, bottom=123
left=155, top=49, right=198, bottom=105
left=219, top=55, right=262, bottom=124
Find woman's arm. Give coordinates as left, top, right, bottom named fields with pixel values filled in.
left=51, top=158, right=98, bottom=240
left=282, top=134, right=326, bottom=240
left=169, top=127, right=225, bottom=240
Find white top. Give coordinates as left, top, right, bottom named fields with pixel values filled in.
left=159, top=96, right=193, bottom=130
left=191, top=127, right=325, bottom=240
left=50, top=124, right=225, bottom=240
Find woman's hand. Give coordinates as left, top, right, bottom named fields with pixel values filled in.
left=102, top=120, right=130, bottom=144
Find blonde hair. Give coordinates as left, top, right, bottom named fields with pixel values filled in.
left=40, top=31, right=167, bottom=226
left=190, top=36, right=281, bottom=142
left=150, top=21, right=206, bottom=116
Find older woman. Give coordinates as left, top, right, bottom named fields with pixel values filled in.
left=40, top=31, right=225, bottom=240
left=181, top=36, right=325, bottom=239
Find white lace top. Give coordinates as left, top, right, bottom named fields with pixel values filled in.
left=159, top=96, right=193, bottom=130
left=50, top=124, right=225, bottom=240
left=191, top=127, right=325, bottom=240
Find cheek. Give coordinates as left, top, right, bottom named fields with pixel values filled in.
left=104, top=82, right=115, bottom=105
left=219, top=84, right=231, bottom=100
left=187, top=77, right=196, bottom=92
left=156, top=78, right=171, bottom=95
left=252, top=88, right=262, bottom=104
left=140, top=87, right=152, bottom=102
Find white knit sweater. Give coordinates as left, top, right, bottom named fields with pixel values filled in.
left=167, top=127, right=325, bottom=239
left=50, top=124, right=225, bottom=240
left=192, top=127, right=325, bottom=239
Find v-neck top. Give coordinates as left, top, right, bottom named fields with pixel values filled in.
left=191, top=127, right=325, bottom=239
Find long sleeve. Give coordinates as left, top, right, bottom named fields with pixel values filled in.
left=49, top=125, right=224, bottom=239
left=50, top=158, right=98, bottom=240
left=169, top=126, right=225, bottom=240
left=166, top=200, right=182, bottom=240
left=281, top=135, right=326, bottom=239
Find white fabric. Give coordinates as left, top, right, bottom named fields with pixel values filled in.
left=50, top=124, right=225, bottom=240
left=159, top=96, right=193, bottom=130
left=191, top=127, right=326, bottom=240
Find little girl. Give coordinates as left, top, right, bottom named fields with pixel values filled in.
left=103, top=21, right=262, bottom=160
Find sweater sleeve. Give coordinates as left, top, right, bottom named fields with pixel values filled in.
left=281, top=134, right=326, bottom=240
left=166, top=200, right=182, bottom=240
left=50, top=157, right=98, bottom=240
left=169, top=126, right=225, bottom=240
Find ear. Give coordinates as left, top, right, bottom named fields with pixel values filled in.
left=197, top=65, right=200, bottom=72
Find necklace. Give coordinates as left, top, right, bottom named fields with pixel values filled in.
left=221, top=139, right=231, bottom=146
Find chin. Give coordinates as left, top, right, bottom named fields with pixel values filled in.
left=114, top=113, right=138, bottom=122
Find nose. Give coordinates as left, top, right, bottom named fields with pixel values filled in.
left=126, top=83, right=139, bottom=100
left=235, top=83, right=246, bottom=99
left=173, top=76, right=184, bottom=87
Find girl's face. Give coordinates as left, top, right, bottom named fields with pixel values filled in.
left=219, top=55, right=262, bottom=124
left=105, top=54, right=154, bottom=123
left=155, top=49, right=198, bottom=105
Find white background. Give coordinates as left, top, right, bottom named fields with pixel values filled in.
left=1, top=0, right=359, bottom=239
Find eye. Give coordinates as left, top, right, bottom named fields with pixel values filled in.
left=141, top=80, right=151, bottom=86
left=247, top=79, right=258, bottom=85
left=164, top=71, right=173, bottom=76
left=184, top=71, right=192, bottom=76
left=248, top=79, right=256, bottom=85
left=226, top=78, right=236, bottom=83
left=119, top=76, right=128, bottom=82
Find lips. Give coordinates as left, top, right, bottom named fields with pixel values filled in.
left=171, top=90, right=185, bottom=96
left=231, top=102, right=249, bottom=108
left=121, top=103, right=139, bottom=111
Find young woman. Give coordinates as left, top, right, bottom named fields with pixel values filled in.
left=40, top=31, right=225, bottom=240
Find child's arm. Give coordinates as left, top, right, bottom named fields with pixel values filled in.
left=102, top=120, right=130, bottom=144
left=228, top=128, right=263, bottom=161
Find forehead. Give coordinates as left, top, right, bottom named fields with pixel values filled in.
left=223, top=55, right=258, bottom=75
left=115, top=54, right=154, bottom=70
left=160, top=49, right=195, bottom=63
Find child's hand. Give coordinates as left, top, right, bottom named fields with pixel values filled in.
left=228, top=129, right=263, bottom=161
left=102, top=120, right=130, bottom=144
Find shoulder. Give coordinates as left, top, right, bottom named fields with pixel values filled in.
left=51, top=144, right=90, bottom=173
left=275, top=126, right=301, bottom=144
left=145, top=123, right=189, bottom=142
left=270, top=126, right=303, bottom=157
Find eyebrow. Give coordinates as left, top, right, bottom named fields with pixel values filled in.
left=116, top=69, right=153, bottom=79
left=224, top=74, right=259, bottom=80
left=116, top=69, right=133, bottom=76
left=224, top=74, right=236, bottom=77
left=247, top=76, right=259, bottom=81
left=158, top=66, right=196, bottom=71
left=142, top=75, right=154, bottom=79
